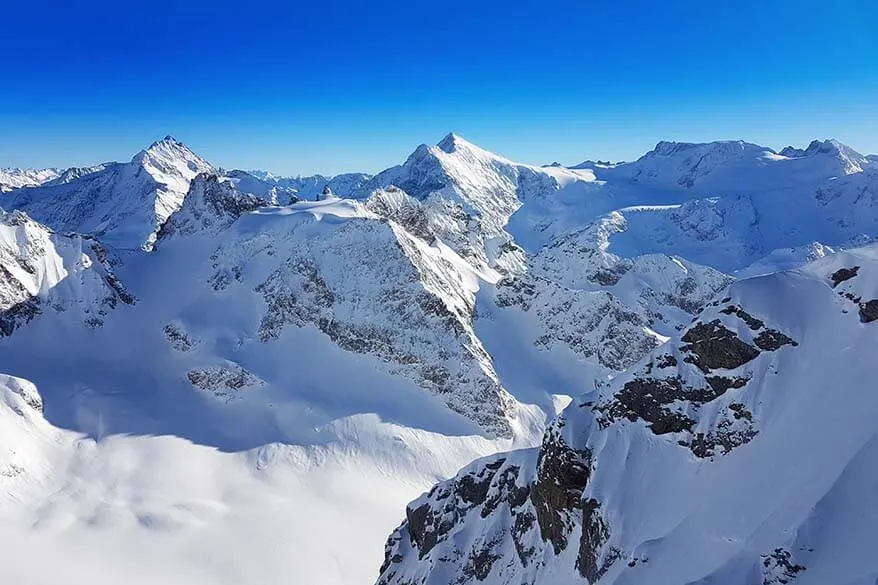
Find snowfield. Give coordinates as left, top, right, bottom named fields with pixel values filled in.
left=0, top=133, right=876, bottom=584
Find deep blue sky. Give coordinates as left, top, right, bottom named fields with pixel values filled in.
left=2, top=0, right=877, bottom=175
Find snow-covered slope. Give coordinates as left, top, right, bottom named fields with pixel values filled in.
left=0, top=136, right=727, bottom=584
left=0, top=209, right=134, bottom=335
left=602, top=166, right=878, bottom=273
left=158, top=188, right=534, bottom=437
left=4, top=136, right=213, bottom=250
left=556, top=139, right=878, bottom=273
left=0, top=167, right=60, bottom=192
left=578, top=138, right=872, bottom=192
left=379, top=245, right=878, bottom=585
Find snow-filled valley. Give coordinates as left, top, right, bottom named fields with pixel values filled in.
left=1, top=134, right=877, bottom=585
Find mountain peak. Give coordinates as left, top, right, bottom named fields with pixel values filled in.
left=802, top=139, right=868, bottom=173
left=804, top=138, right=853, bottom=156
left=436, top=132, right=469, bottom=153
left=156, top=135, right=183, bottom=147
left=131, top=136, right=213, bottom=180
left=135, top=134, right=192, bottom=159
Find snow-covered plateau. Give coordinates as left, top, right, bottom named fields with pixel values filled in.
left=1, top=134, right=876, bottom=584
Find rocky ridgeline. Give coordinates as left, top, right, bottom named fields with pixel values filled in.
left=378, top=248, right=878, bottom=584
left=200, top=198, right=518, bottom=436
left=157, top=173, right=271, bottom=239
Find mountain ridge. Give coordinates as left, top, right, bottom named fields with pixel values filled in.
left=379, top=244, right=878, bottom=585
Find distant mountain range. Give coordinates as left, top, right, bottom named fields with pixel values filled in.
left=1, top=133, right=876, bottom=585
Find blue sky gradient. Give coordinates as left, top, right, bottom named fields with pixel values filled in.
left=2, top=0, right=877, bottom=174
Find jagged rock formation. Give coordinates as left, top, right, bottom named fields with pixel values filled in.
left=206, top=199, right=518, bottom=436
left=378, top=245, right=878, bottom=585
left=187, top=362, right=265, bottom=402
left=157, top=173, right=271, bottom=239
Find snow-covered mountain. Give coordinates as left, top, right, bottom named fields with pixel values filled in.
left=379, top=245, right=878, bottom=585
left=3, top=136, right=213, bottom=250
left=0, top=209, right=134, bottom=335
left=244, top=169, right=373, bottom=201
left=0, top=167, right=61, bottom=192
left=553, top=139, right=878, bottom=274
left=0, top=132, right=876, bottom=585
left=43, top=163, right=112, bottom=186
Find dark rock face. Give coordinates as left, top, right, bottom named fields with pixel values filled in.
left=405, top=502, right=442, bottom=559
left=830, top=266, right=860, bottom=287
left=589, top=263, right=631, bottom=286
left=186, top=364, right=263, bottom=401
left=655, top=354, right=677, bottom=369
left=720, top=305, right=764, bottom=330
left=598, top=302, right=798, bottom=456
left=365, top=187, right=435, bottom=242
left=601, top=373, right=749, bottom=437
left=462, top=540, right=503, bottom=581
left=754, top=329, right=798, bottom=350
left=603, top=377, right=696, bottom=434
left=529, top=419, right=618, bottom=583
left=531, top=421, right=591, bottom=554
left=163, top=323, right=197, bottom=351
left=0, top=266, right=41, bottom=336
left=681, top=320, right=760, bottom=372
left=690, top=401, right=758, bottom=458
left=705, top=375, right=750, bottom=395
left=85, top=238, right=137, bottom=305
left=157, top=173, right=269, bottom=240
left=578, top=498, right=616, bottom=582
left=378, top=455, right=536, bottom=584
left=762, top=547, right=807, bottom=584
left=402, top=457, right=530, bottom=558
left=859, top=299, right=878, bottom=323
left=103, top=272, right=136, bottom=306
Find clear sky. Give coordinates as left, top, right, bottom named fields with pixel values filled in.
left=2, top=0, right=877, bottom=175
